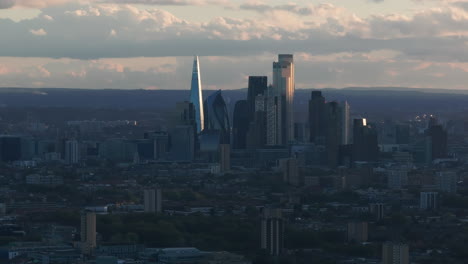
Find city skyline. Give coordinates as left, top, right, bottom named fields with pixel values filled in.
left=0, top=0, right=467, bottom=90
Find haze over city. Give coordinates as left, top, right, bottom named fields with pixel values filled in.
left=0, top=0, right=467, bottom=90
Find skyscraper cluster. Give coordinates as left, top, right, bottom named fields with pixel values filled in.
left=233, top=55, right=296, bottom=150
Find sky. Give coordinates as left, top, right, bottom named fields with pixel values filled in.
left=0, top=0, right=467, bottom=90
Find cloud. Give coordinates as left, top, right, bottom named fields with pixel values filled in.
left=0, top=0, right=14, bottom=9
left=100, top=0, right=232, bottom=6
left=30, top=28, right=47, bottom=36
left=0, top=0, right=73, bottom=9
left=0, top=1, right=467, bottom=89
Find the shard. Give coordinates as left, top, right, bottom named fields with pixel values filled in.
left=190, top=56, right=204, bottom=133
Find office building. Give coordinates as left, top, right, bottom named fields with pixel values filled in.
left=387, top=169, right=408, bottom=189
left=219, top=144, right=231, bottom=172
left=144, top=131, right=169, bottom=161
left=426, top=120, right=448, bottom=160
left=261, top=208, right=284, bottom=256
left=382, top=242, right=409, bottom=264
left=339, top=101, right=351, bottom=145
left=436, top=171, right=457, bottom=193
left=80, top=211, right=96, bottom=255
left=232, top=100, right=250, bottom=149
left=170, top=125, right=195, bottom=162
left=353, top=118, right=379, bottom=162
left=247, top=76, right=267, bottom=116
left=204, top=90, right=231, bottom=144
left=266, top=95, right=282, bottom=146
left=347, top=222, right=368, bottom=243
left=0, top=136, right=22, bottom=162
left=279, top=158, right=299, bottom=186
left=420, top=192, right=438, bottom=210
left=64, top=140, right=79, bottom=165
left=396, top=124, right=410, bottom=144
left=189, top=56, right=204, bottom=133
left=325, top=101, right=341, bottom=167
left=0, top=203, right=5, bottom=215
left=272, top=54, right=295, bottom=145
left=369, top=203, right=385, bottom=221
left=308, top=92, right=350, bottom=167
left=144, top=188, right=162, bottom=213
left=308, top=91, right=326, bottom=144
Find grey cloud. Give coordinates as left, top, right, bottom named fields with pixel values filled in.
left=0, top=4, right=466, bottom=64
left=100, top=0, right=230, bottom=6
left=0, top=0, right=14, bottom=9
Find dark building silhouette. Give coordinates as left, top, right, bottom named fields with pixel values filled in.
left=308, top=91, right=327, bottom=144
left=326, top=102, right=341, bottom=167
left=426, top=124, right=448, bottom=160
left=353, top=119, right=379, bottom=162
left=0, top=136, right=22, bottom=162
left=261, top=208, right=284, bottom=256
left=145, top=131, right=169, bottom=160
left=232, top=100, right=250, bottom=149
left=169, top=101, right=197, bottom=162
left=247, top=111, right=267, bottom=149
left=247, top=76, right=267, bottom=116
left=396, top=124, right=410, bottom=144
left=308, top=91, right=349, bottom=167
left=170, top=126, right=195, bottom=162
left=204, top=90, right=231, bottom=144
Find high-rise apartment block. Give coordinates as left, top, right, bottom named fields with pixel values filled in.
left=347, top=222, right=368, bottom=243
left=382, top=243, right=409, bottom=264
left=65, top=140, right=79, bottom=165
left=420, top=192, right=438, bottom=210
left=144, top=188, right=162, bottom=213
left=261, top=208, right=284, bottom=256
left=81, top=211, right=96, bottom=255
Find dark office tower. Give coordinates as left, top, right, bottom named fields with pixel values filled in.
left=428, top=116, right=438, bottom=129
left=309, top=91, right=327, bottom=144
left=247, top=110, right=267, bottom=149
left=353, top=119, right=379, bottom=162
left=174, top=101, right=196, bottom=126
left=247, top=76, right=267, bottom=115
left=145, top=131, right=169, bottom=160
left=426, top=124, right=448, bottom=160
left=326, top=102, right=341, bottom=167
left=219, top=144, right=231, bottom=172
left=233, top=100, right=250, bottom=149
left=204, top=90, right=231, bottom=144
left=396, top=124, right=410, bottom=144
left=0, top=136, right=22, bottom=162
left=261, top=208, right=284, bottom=256
left=369, top=203, right=385, bottom=221
left=169, top=125, right=195, bottom=162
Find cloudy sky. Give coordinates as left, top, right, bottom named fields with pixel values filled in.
left=0, top=0, right=467, bottom=90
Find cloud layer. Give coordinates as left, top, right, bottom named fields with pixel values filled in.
left=0, top=0, right=467, bottom=89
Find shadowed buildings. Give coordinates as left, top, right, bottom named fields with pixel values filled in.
left=232, top=100, right=250, bottom=149
left=307, top=91, right=350, bottom=167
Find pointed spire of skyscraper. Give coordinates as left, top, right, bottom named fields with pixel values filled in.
left=190, top=56, right=204, bottom=133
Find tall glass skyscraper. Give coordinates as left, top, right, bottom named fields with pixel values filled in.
left=271, top=54, right=295, bottom=145
left=190, top=56, right=204, bottom=133
left=204, top=90, right=231, bottom=144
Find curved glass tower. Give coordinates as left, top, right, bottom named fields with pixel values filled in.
left=204, top=90, right=231, bottom=144
left=190, top=56, right=204, bottom=133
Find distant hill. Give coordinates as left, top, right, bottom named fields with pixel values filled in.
left=0, top=87, right=468, bottom=119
